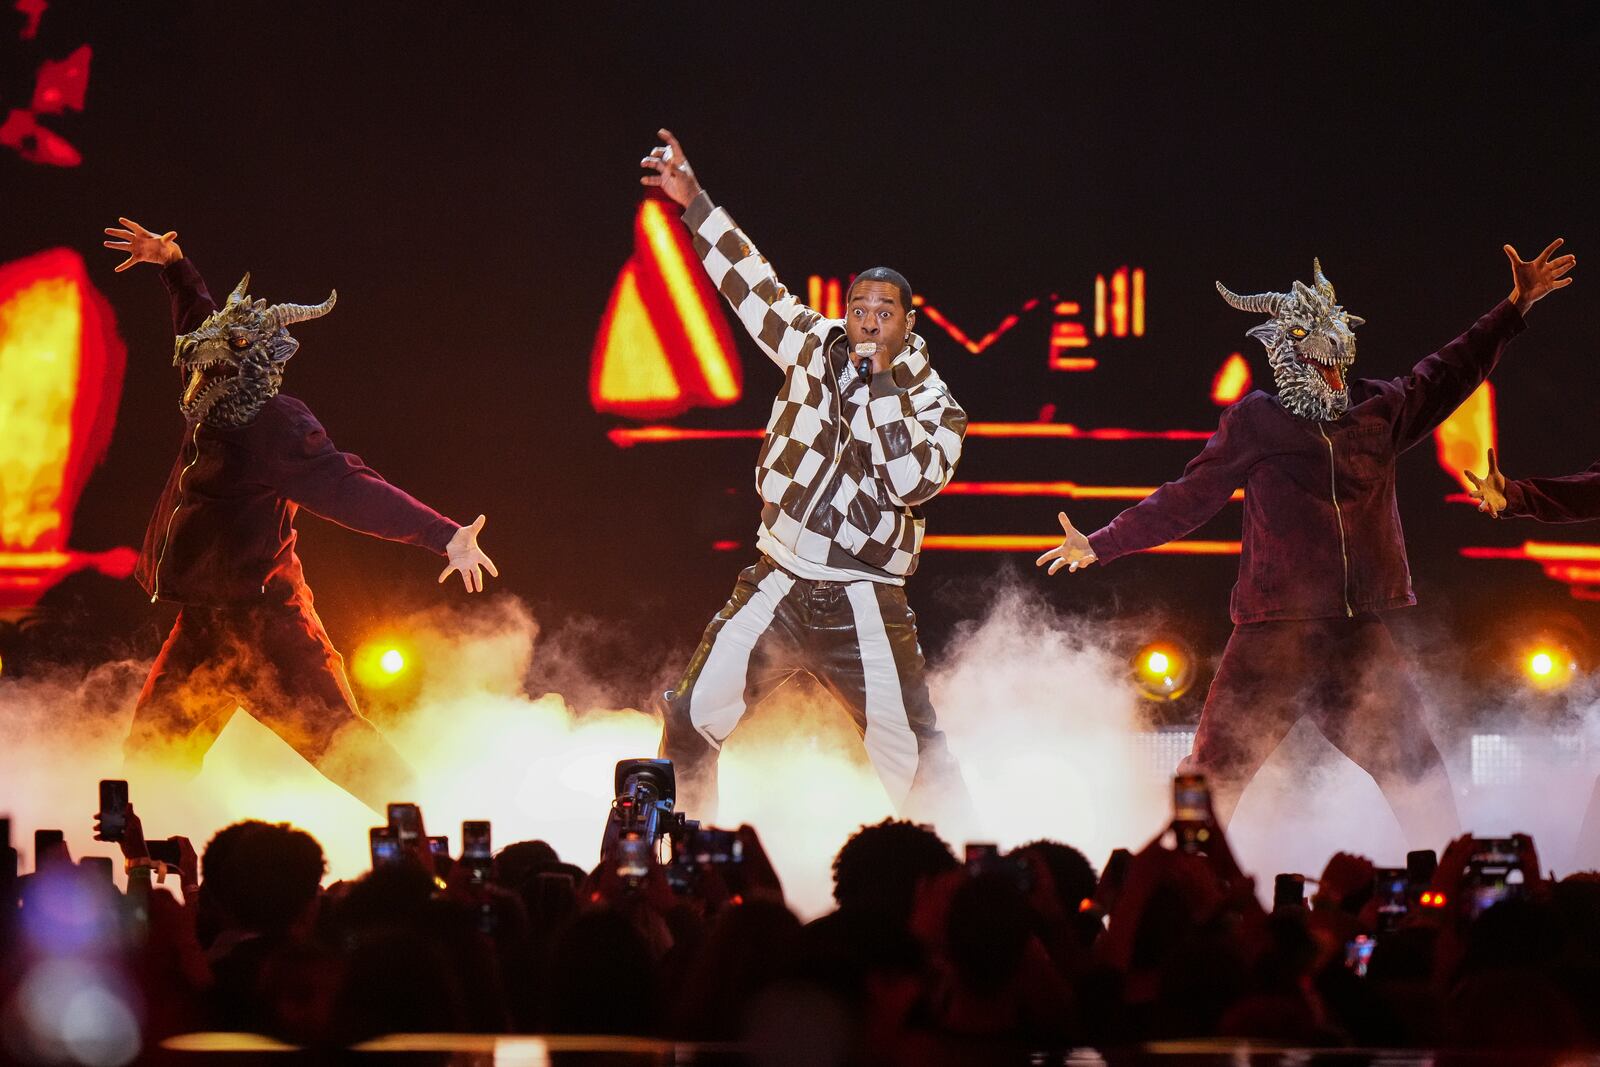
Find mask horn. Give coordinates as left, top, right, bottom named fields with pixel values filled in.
left=1313, top=257, right=1336, bottom=301
left=225, top=273, right=252, bottom=307
left=266, top=290, right=337, bottom=330
left=1215, top=280, right=1284, bottom=316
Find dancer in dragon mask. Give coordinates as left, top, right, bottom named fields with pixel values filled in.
left=103, top=218, right=499, bottom=811
left=1039, top=240, right=1575, bottom=843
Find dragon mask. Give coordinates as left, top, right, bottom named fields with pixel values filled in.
left=1217, top=260, right=1365, bottom=422
left=174, top=273, right=336, bottom=427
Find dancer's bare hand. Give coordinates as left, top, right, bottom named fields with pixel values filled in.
left=1464, top=448, right=1508, bottom=517
left=102, top=217, right=183, bottom=272
left=440, top=514, right=499, bottom=593
left=1036, top=511, right=1096, bottom=575
left=1505, top=238, right=1575, bottom=314
left=639, top=128, right=704, bottom=209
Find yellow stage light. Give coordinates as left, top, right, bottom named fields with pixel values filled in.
left=353, top=640, right=414, bottom=689
left=1130, top=639, right=1196, bottom=701
left=1523, top=644, right=1576, bottom=691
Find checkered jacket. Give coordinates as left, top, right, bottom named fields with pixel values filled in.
left=682, top=191, right=966, bottom=579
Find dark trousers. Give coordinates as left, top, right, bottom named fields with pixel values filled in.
left=659, top=557, right=970, bottom=824
left=125, top=582, right=416, bottom=812
left=1182, top=614, right=1459, bottom=845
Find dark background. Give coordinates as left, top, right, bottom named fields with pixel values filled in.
left=5, top=2, right=1600, bottom=714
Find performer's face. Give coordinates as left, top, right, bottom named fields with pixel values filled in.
left=845, top=281, right=916, bottom=361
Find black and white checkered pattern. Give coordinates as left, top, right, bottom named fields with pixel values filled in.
left=683, top=192, right=967, bottom=579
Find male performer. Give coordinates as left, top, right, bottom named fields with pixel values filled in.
left=1039, top=242, right=1575, bottom=843
left=638, top=130, right=970, bottom=822
left=103, top=218, right=498, bottom=811
left=1465, top=442, right=1600, bottom=868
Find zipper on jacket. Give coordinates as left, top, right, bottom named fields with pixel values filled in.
left=151, top=427, right=200, bottom=603
left=1317, top=423, right=1354, bottom=618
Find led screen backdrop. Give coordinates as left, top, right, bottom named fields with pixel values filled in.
left=2, top=2, right=1598, bottom=702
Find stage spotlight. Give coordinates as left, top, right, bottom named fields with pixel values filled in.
left=1521, top=643, right=1577, bottom=691
left=353, top=640, right=413, bottom=689
left=1130, top=639, right=1197, bottom=701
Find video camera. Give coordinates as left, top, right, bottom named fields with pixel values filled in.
left=602, top=758, right=697, bottom=886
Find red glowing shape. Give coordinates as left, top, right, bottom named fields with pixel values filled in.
left=15, top=0, right=47, bottom=40
left=0, top=107, right=81, bottom=167
left=31, top=44, right=91, bottom=114
left=0, top=248, right=134, bottom=609
left=590, top=198, right=742, bottom=419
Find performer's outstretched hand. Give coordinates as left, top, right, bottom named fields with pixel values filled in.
left=1036, top=511, right=1097, bottom=575
left=1464, top=448, right=1508, bottom=517
left=1505, top=238, right=1576, bottom=314
left=439, top=514, right=500, bottom=593
left=102, top=217, right=183, bottom=271
left=639, top=128, right=704, bottom=209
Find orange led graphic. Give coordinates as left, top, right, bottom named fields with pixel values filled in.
left=1435, top=382, right=1496, bottom=492
left=807, top=275, right=844, bottom=319
left=0, top=248, right=135, bottom=609
left=941, top=482, right=1243, bottom=501
left=608, top=423, right=1215, bottom=448
left=1094, top=267, right=1144, bottom=339
left=1211, top=353, right=1252, bottom=406
left=921, top=535, right=1239, bottom=555
left=909, top=295, right=1041, bottom=355
left=589, top=198, right=743, bottom=418
left=1461, top=540, right=1600, bottom=600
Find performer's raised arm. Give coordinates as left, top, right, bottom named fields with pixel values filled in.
left=103, top=216, right=215, bottom=348
left=262, top=402, right=498, bottom=592
left=1037, top=401, right=1255, bottom=575
left=1468, top=446, right=1600, bottom=524
left=641, top=129, right=824, bottom=368
left=1391, top=239, right=1573, bottom=451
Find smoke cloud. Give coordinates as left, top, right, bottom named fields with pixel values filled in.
left=2, top=585, right=1597, bottom=920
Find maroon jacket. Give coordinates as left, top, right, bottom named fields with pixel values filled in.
left=1087, top=301, right=1526, bottom=624
left=1502, top=465, right=1600, bottom=523
left=135, top=259, right=458, bottom=605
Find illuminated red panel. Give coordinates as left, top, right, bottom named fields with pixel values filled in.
left=31, top=45, right=91, bottom=114
left=17, top=0, right=48, bottom=40
left=1434, top=382, right=1496, bottom=492
left=0, top=248, right=135, bottom=609
left=965, top=423, right=1211, bottom=441
left=608, top=423, right=1215, bottom=448
left=1211, top=352, right=1252, bottom=406
left=0, top=108, right=80, bottom=167
left=589, top=198, right=743, bottom=418
left=1460, top=540, right=1600, bottom=600
left=942, top=482, right=1244, bottom=501
left=922, top=535, right=1239, bottom=555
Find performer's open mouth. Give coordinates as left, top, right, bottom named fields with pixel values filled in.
left=1302, top=352, right=1350, bottom=393
left=182, top=360, right=234, bottom=408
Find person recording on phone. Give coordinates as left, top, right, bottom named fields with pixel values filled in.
left=638, top=130, right=971, bottom=823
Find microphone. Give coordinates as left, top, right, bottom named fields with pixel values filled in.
left=853, top=342, right=877, bottom=381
